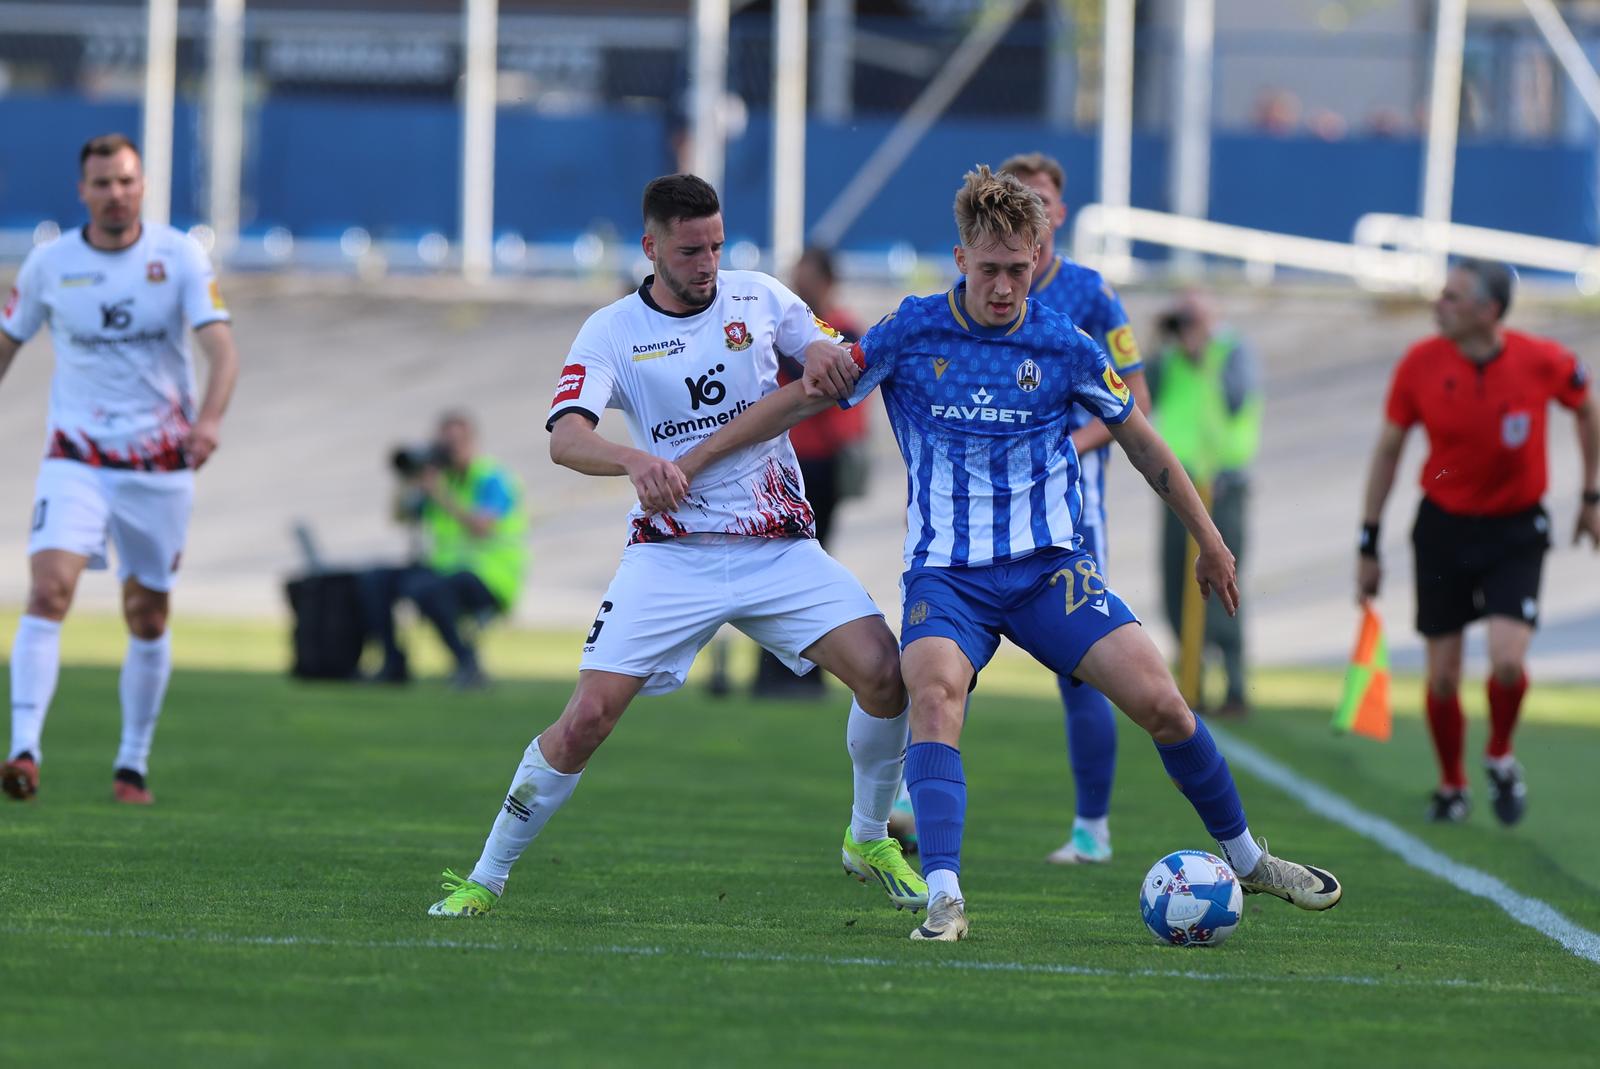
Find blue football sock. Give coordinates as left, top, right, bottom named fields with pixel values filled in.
left=1154, top=717, right=1248, bottom=841
left=1059, top=676, right=1116, bottom=820
left=905, top=741, right=966, bottom=877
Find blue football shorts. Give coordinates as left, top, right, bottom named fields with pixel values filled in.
left=900, top=546, right=1139, bottom=680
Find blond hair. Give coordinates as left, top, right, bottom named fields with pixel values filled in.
left=953, top=165, right=1047, bottom=249
left=998, top=152, right=1065, bottom=196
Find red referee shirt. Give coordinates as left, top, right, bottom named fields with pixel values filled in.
left=1385, top=329, right=1591, bottom=516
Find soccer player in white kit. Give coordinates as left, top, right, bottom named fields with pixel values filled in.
left=428, top=175, right=926, bottom=917
left=0, top=134, right=241, bottom=804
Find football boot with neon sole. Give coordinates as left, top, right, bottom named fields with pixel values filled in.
left=1046, top=825, right=1112, bottom=864
left=841, top=826, right=928, bottom=911
left=1, top=755, right=38, bottom=801
left=427, top=868, right=498, bottom=917
left=909, top=893, right=968, bottom=942
left=1238, top=839, right=1342, bottom=911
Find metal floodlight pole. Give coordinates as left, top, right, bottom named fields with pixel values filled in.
left=141, top=0, right=179, bottom=229
left=691, top=0, right=731, bottom=192
left=1098, top=0, right=1135, bottom=276
left=809, top=0, right=1028, bottom=250
left=1168, top=0, right=1213, bottom=275
left=207, top=0, right=246, bottom=260
left=771, top=0, right=808, bottom=273
left=1420, top=0, right=1468, bottom=290
left=1521, top=0, right=1600, bottom=125
left=460, top=0, right=499, bottom=283
left=815, top=0, right=853, bottom=123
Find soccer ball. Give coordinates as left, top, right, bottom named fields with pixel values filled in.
left=1139, top=850, right=1243, bottom=947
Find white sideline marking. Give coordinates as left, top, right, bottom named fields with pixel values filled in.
left=0, top=924, right=1578, bottom=995
left=1211, top=727, right=1600, bottom=967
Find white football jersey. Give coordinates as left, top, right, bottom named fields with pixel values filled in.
left=546, top=270, right=840, bottom=544
left=1, top=224, right=229, bottom=471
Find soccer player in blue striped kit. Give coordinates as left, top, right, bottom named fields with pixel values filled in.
left=674, top=167, right=1340, bottom=940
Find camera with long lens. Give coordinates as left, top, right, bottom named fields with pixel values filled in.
left=390, top=441, right=449, bottom=477
left=1158, top=310, right=1195, bottom=337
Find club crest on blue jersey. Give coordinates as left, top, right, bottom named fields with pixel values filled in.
left=1015, top=359, right=1041, bottom=392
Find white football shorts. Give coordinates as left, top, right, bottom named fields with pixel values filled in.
left=26, top=459, right=195, bottom=591
left=580, top=534, right=883, bottom=696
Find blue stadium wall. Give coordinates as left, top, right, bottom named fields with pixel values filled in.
left=1, top=93, right=1595, bottom=256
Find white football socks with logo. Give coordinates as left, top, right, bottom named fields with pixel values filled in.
left=114, top=633, right=172, bottom=776
left=9, top=615, right=62, bottom=762
left=469, top=735, right=583, bottom=896
left=847, top=698, right=910, bottom=844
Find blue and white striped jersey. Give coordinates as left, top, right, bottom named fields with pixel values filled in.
left=1030, top=254, right=1145, bottom=560
left=844, top=284, right=1134, bottom=570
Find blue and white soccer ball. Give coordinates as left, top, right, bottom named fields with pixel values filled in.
left=1139, top=850, right=1243, bottom=947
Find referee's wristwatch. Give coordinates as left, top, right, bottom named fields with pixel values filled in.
left=1583, top=489, right=1600, bottom=507
left=1358, top=522, right=1380, bottom=558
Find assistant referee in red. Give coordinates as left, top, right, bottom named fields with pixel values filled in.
left=1357, top=258, right=1598, bottom=825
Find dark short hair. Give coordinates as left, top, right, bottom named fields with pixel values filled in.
left=1455, top=257, right=1515, bottom=320
left=438, top=409, right=476, bottom=433
left=642, top=174, right=720, bottom=231
left=80, top=133, right=140, bottom=174
left=796, top=246, right=837, bottom=285
left=999, top=152, right=1066, bottom=196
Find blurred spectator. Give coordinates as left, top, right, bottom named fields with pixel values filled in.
left=1252, top=87, right=1301, bottom=135
left=1149, top=290, right=1262, bottom=717
left=360, top=411, right=527, bottom=689
left=752, top=247, right=872, bottom=698
left=1365, top=106, right=1410, bottom=138
left=1306, top=108, right=1349, bottom=141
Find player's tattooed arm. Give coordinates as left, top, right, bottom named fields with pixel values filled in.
left=550, top=412, right=689, bottom=512
left=678, top=380, right=833, bottom=483
left=1108, top=407, right=1240, bottom=616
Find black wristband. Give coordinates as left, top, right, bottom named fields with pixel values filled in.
left=1358, top=523, right=1380, bottom=558
left=1584, top=489, right=1600, bottom=506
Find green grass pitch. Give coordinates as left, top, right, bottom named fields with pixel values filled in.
left=2, top=614, right=1598, bottom=1067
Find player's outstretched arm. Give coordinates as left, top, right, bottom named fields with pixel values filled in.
left=1356, top=421, right=1408, bottom=599
left=677, top=380, right=835, bottom=483
left=1574, top=391, right=1600, bottom=548
left=1108, top=407, right=1239, bottom=617
left=550, top=411, right=689, bottom=512
left=187, top=322, right=241, bottom=468
left=1072, top=368, right=1151, bottom=454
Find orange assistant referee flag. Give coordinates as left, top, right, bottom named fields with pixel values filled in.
left=1334, top=602, right=1392, bottom=741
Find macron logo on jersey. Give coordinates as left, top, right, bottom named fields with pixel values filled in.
left=930, top=385, right=1035, bottom=425
left=553, top=363, right=586, bottom=405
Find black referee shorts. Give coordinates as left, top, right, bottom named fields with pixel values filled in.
left=1410, top=497, right=1551, bottom=636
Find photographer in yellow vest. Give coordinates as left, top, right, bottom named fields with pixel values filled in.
left=361, top=411, right=527, bottom=689
left=1150, top=291, right=1263, bottom=717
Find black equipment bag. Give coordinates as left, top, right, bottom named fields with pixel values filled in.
left=285, top=571, right=365, bottom=679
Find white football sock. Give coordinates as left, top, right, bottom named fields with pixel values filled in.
left=927, top=869, right=963, bottom=904
left=847, top=698, right=909, bottom=843
left=1219, top=829, right=1263, bottom=876
left=114, top=633, right=172, bottom=776
left=1073, top=815, right=1110, bottom=842
left=468, top=735, right=583, bottom=896
left=9, top=615, right=62, bottom=762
